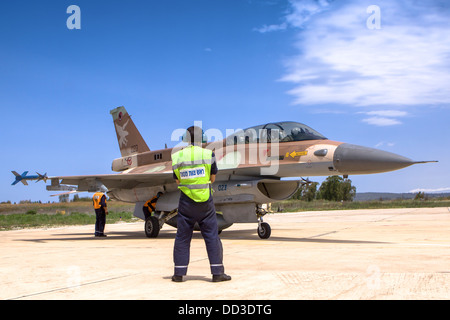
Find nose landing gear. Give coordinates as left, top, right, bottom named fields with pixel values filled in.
left=256, top=205, right=271, bottom=239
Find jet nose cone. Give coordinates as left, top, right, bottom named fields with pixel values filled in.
left=334, top=143, right=415, bottom=175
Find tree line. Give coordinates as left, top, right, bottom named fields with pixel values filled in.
left=291, top=176, right=357, bottom=202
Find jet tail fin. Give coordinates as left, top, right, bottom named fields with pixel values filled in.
left=110, top=106, right=150, bottom=157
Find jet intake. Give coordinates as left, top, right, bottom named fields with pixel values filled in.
left=256, top=180, right=300, bottom=201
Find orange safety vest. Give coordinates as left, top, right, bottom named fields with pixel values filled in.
left=93, top=192, right=105, bottom=209
left=144, top=195, right=158, bottom=212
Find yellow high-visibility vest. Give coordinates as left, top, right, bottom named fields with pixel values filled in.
left=172, top=145, right=213, bottom=202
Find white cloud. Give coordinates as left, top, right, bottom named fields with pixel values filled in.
left=364, top=110, right=408, bottom=118
left=284, top=0, right=332, bottom=28
left=362, top=116, right=402, bottom=126
left=409, top=187, right=450, bottom=194
left=254, top=0, right=331, bottom=33
left=254, top=23, right=287, bottom=33
left=277, top=0, right=450, bottom=112
left=359, top=109, right=408, bottom=126
left=375, top=141, right=395, bottom=148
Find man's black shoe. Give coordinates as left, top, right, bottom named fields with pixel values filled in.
left=212, top=274, right=231, bottom=282
left=172, top=275, right=183, bottom=282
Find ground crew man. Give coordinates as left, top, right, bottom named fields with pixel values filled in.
left=171, top=125, right=231, bottom=282
left=143, top=192, right=163, bottom=219
left=93, top=191, right=108, bottom=237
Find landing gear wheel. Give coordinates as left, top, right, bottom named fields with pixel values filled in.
left=256, top=204, right=271, bottom=239
left=257, top=222, right=271, bottom=239
left=145, top=216, right=160, bottom=238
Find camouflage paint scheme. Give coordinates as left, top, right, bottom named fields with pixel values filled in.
left=46, top=106, right=436, bottom=238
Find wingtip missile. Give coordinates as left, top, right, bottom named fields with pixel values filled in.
left=11, top=171, right=49, bottom=186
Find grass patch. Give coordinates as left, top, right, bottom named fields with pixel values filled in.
left=1, top=198, right=449, bottom=230
left=0, top=211, right=135, bottom=231
left=273, top=199, right=450, bottom=212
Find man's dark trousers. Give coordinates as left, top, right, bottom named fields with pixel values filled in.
left=95, top=208, right=106, bottom=236
left=174, top=195, right=224, bottom=276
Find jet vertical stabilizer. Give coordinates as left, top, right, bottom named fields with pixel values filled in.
left=110, top=106, right=150, bottom=157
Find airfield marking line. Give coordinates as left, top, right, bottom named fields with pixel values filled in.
left=6, top=272, right=143, bottom=300
left=305, top=208, right=423, bottom=240
left=395, top=243, right=450, bottom=248
left=307, top=231, right=338, bottom=238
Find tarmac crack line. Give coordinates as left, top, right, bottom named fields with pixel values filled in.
left=7, top=272, right=142, bottom=300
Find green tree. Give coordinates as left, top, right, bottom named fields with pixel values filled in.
left=291, top=182, right=319, bottom=202
left=414, top=192, right=427, bottom=201
left=317, top=176, right=356, bottom=201
left=302, top=182, right=319, bottom=202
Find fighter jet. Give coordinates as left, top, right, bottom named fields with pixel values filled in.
left=12, top=171, right=48, bottom=186
left=46, top=106, right=437, bottom=239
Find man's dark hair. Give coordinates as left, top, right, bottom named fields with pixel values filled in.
left=186, top=126, right=204, bottom=144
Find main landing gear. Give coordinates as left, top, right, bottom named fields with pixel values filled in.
left=256, top=205, right=271, bottom=239
left=145, top=209, right=178, bottom=238
left=145, top=206, right=273, bottom=240
left=144, top=216, right=160, bottom=238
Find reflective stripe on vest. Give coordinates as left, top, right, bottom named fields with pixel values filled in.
left=172, top=159, right=213, bottom=170
left=172, top=145, right=212, bottom=202
left=178, top=183, right=211, bottom=189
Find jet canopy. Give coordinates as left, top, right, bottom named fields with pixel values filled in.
left=226, top=121, right=327, bottom=145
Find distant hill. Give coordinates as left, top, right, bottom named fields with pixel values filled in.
left=355, top=192, right=450, bottom=201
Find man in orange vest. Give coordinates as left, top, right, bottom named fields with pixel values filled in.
left=93, top=191, right=108, bottom=237
left=143, top=192, right=163, bottom=219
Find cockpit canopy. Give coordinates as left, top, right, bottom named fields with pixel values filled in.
left=226, top=121, right=327, bottom=145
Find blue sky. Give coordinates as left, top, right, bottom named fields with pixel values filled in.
left=1, top=0, right=449, bottom=203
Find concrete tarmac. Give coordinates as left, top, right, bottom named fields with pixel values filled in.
left=1, top=207, right=450, bottom=300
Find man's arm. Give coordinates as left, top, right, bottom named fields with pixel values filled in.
left=210, top=152, right=218, bottom=184
left=101, top=195, right=108, bottom=215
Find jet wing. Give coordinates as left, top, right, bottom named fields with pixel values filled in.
left=50, top=172, right=175, bottom=191
left=49, top=165, right=276, bottom=193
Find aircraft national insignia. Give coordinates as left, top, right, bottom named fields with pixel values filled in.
left=115, top=120, right=129, bottom=147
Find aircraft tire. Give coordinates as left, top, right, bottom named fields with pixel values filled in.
left=257, top=222, right=271, bottom=239
left=145, top=216, right=160, bottom=238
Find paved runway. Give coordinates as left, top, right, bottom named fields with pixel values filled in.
left=1, top=207, right=450, bottom=300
